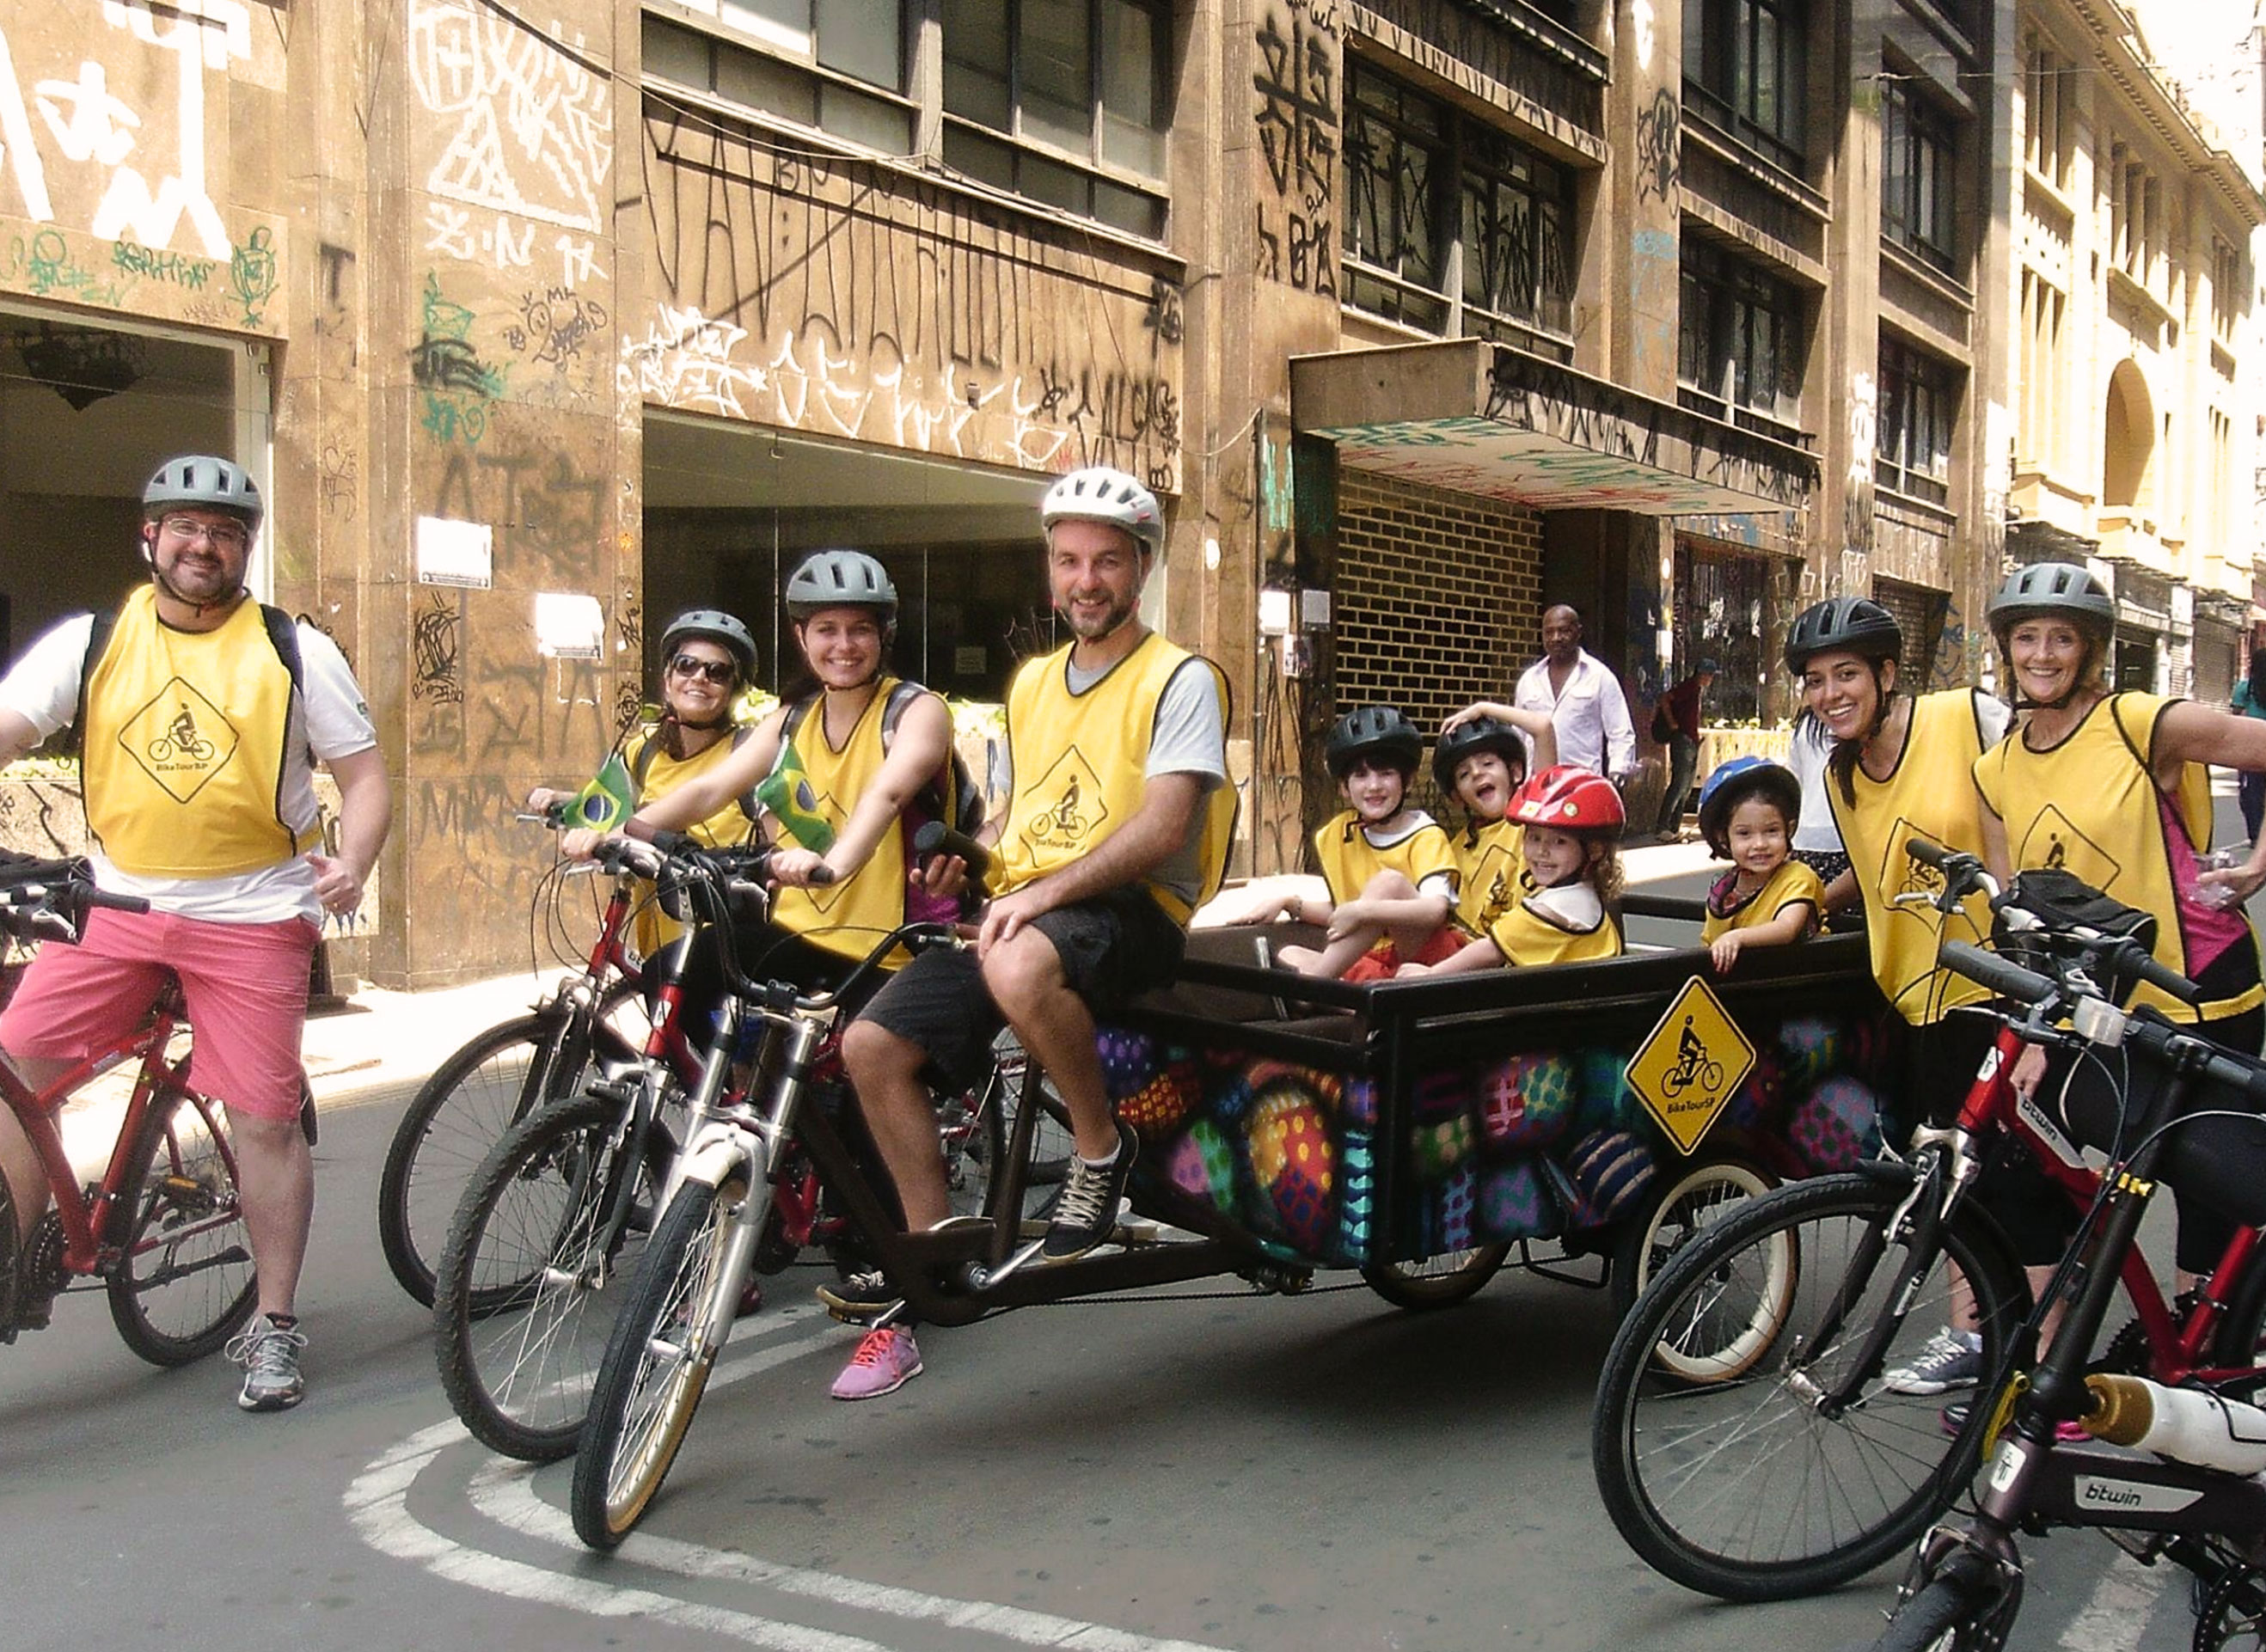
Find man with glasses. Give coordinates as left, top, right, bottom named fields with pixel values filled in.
left=0, top=455, right=391, bottom=1411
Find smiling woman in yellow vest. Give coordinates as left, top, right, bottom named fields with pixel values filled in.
left=621, top=554, right=962, bottom=979
left=1972, top=562, right=2266, bottom=1283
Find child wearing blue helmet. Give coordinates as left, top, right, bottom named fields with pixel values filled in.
left=1697, top=756, right=1823, bottom=974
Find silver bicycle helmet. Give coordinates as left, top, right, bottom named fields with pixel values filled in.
left=1987, top=561, right=2116, bottom=638
left=1039, top=467, right=1165, bottom=555
left=658, top=609, right=757, bottom=681
left=142, top=455, right=262, bottom=527
left=785, top=549, right=897, bottom=626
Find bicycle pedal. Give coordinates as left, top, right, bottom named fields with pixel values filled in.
left=816, top=1282, right=900, bottom=1325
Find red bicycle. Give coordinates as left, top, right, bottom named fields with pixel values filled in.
left=0, top=853, right=266, bottom=1363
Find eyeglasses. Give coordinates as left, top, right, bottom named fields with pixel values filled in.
left=668, top=653, right=736, bottom=685
left=158, top=516, right=250, bottom=550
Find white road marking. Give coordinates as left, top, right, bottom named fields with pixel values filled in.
left=346, top=1304, right=1236, bottom=1652
left=2059, top=1550, right=2170, bottom=1652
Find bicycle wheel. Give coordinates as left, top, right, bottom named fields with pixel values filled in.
left=380, top=989, right=640, bottom=1307
left=106, top=1086, right=259, bottom=1365
left=1608, top=1155, right=1778, bottom=1319
left=940, top=1056, right=1010, bottom=1222
left=1591, top=1173, right=2029, bottom=1602
left=2196, top=1563, right=2265, bottom=1652
left=1870, top=1552, right=2022, bottom=1652
left=1362, top=1244, right=1513, bottom=1309
left=573, top=1170, right=749, bottom=1549
left=432, top=1092, right=663, bottom=1460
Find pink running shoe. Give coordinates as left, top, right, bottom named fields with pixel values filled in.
left=830, top=1326, right=922, bottom=1400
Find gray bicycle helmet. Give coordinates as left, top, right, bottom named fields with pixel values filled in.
left=1987, top=561, right=2116, bottom=638
left=1432, top=717, right=1528, bottom=794
left=1039, top=467, right=1165, bottom=555
left=1326, top=706, right=1424, bottom=779
left=1785, top=597, right=1903, bottom=672
left=658, top=609, right=757, bottom=681
left=142, top=454, right=262, bottom=526
left=785, top=549, right=897, bottom=627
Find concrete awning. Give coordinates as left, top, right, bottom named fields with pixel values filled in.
left=1290, top=340, right=1817, bottom=517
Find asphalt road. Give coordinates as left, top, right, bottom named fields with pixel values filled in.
left=0, top=1086, right=2214, bottom=1652
left=3, top=801, right=2255, bottom=1651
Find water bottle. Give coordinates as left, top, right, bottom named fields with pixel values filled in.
left=2194, top=843, right=2251, bottom=911
left=2080, top=1374, right=2266, bottom=1475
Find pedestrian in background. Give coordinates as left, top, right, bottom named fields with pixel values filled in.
left=2232, top=646, right=2266, bottom=842
left=1454, top=603, right=1634, bottom=787
left=1651, top=658, right=1716, bottom=840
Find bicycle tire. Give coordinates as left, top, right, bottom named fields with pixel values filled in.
left=432, top=1091, right=664, bottom=1460
left=1591, top=1173, right=2029, bottom=1602
left=1608, top=1155, right=1778, bottom=1321
left=573, top=1170, right=748, bottom=1549
left=1361, top=1244, right=1512, bottom=1309
left=0, top=1172, right=18, bottom=1337
left=379, top=989, right=640, bottom=1307
left=106, top=1085, right=259, bottom=1366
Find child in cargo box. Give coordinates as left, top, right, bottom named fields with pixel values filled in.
left=1696, top=756, right=1823, bottom=975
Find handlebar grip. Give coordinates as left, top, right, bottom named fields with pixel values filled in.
left=84, top=887, right=151, bottom=915
left=913, top=821, right=991, bottom=878
left=2202, top=1048, right=2266, bottom=1109
left=806, top=861, right=836, bottom=886
left=2113, top=938, right=2202, bottom=1006
left=1940, top=941, right=2055, bottom=1006
left=1905, top=837, right=1951, bottom=871
left=648, top=829, right=699, bottom=859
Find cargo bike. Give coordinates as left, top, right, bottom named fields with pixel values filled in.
left=553, top=841, right=1911, bottom=1550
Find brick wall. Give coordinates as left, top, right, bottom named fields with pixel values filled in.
left=1332, top=472, right=1546, bottom=804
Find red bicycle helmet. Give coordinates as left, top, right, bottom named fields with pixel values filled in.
left=1511, top=764, right=1626, bottom=830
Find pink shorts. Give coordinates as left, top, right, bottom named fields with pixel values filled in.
left=0, top=906, right=317, bottom=1120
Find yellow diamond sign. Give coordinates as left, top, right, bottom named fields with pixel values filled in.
left=1625, top=975, right=1756, bottom=1154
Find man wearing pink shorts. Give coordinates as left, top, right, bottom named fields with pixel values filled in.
left=0, top=455, right=391, bottom=1411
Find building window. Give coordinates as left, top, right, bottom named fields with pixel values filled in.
left=2108, top=141, right=2160, bottom=289
left=2213, top=237, right=2241, bottom=345
left=1881, top=80, right=1956, bottom=274
left=942, top=0, right=1170, bottom=237
left=2024, top=36, right=2072, bottom=190
left=1341, top=59, right=1577, bottom=348
left=645, top=5, right=914, bottom=155
left=1683, top=0, right=1808, bottom=174
left=2018, top=269, right=2067, bottom=473
left=1677, top=238, right=1804, bottom=425
left=1876, top=335, right=1956, bottom=506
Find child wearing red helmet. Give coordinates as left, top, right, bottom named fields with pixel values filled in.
left=1399, top=764, right=1626, bottom=975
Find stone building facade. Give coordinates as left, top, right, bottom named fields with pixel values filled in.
left=0, top=0, right=2258, bottom=984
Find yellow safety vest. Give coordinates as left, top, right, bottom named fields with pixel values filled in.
left=1311, top=810, right=1459, bottom=908
left=996, top=633, right=1235, bottom=923
left=1973, top=692, right=2259, bottom=1022
left=622, top=726, right=755, bottom=959
left=1485, top=872, right=1624, bottom=967
left=763, top=679, right=935, bottom=964
left=1828, top=688, right=1997, bottom=1025
left=1701, top=859, right=1826, bottom=944
left=82, top=587, right=316, bottom=877
left=1451, top=817, right=1524, bottom=938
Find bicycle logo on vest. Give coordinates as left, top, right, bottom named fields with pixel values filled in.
left=119, top=678, right=239, bottom=802
left=1020, top=750, right=1110, bottom=854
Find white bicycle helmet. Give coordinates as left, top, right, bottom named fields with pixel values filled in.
left=1039, top=467, right=1164, bottom=555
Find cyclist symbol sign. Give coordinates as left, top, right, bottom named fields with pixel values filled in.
left=1623, top=976, right=1755, bottom=1153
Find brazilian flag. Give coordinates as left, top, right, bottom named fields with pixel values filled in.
left=566, top=751, right=636, bottom=831
left=755, top=737, right=837, bottom=854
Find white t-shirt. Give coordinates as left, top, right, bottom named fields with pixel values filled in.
left=1, top=605, right=381, bottom=923
left=1787, top=714, right=1843, bottom=854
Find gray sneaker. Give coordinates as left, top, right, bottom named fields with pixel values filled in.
left=228, top=1317, right=308, bottom=1412
left=1883, top=1328, right=1981, bottom=1395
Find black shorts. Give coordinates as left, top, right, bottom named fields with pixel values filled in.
left=853, top=887, right=1187, bottom=1093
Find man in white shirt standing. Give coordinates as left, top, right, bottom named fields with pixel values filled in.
left=1510, top=605, right=1636, bottom=784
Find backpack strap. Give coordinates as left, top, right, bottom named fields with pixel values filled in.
left=70, top=608, right=118, bottom=755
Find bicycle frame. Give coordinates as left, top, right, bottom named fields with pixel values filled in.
left=0, top=981, right=208, bottom=1277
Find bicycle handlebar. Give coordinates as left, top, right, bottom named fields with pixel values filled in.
left=911, top=820, right=991, bottom=895
left=0, top=853, right=151, bottom=939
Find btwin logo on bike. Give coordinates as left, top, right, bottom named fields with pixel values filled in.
left=2075, top=1477, right=2203, bottom=1514
left=119, top=678, right=239, bottom=804
left=1019, top=749, right=1110, bottom=854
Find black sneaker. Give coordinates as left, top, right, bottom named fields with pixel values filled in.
left=1041, top=1123, right=1136, bottom=1262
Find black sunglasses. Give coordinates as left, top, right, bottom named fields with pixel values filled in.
left=668, top=653, right=735, bottom=685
